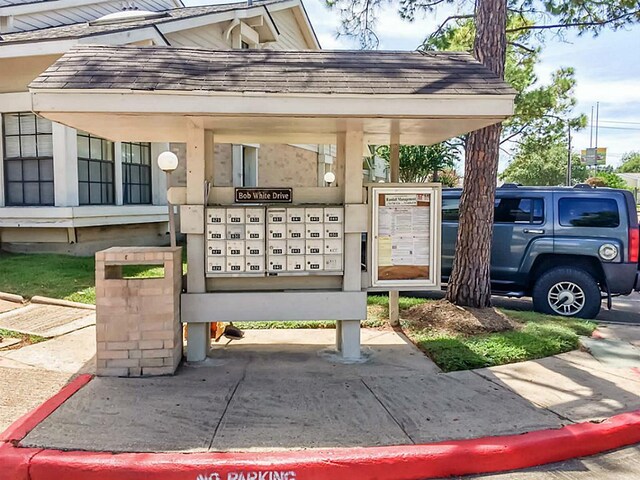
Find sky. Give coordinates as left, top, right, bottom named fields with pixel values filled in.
left=186, top=0, right=640, bottom=170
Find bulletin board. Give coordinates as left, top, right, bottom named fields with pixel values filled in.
left=370, top=185, right=441, bottom=289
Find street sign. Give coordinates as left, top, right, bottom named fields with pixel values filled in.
left=235, top=188, right=292, bottom=203
left=580, top=147, right=607, bottom=166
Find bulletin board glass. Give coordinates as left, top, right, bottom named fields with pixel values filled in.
left=370, top=185, right=441, bottom=289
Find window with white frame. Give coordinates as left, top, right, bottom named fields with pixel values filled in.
left=77, top=132, right=114, bottom=205
left=2, top=112, right=54, bottom=206
left=122, top=141, right=152, bottom=204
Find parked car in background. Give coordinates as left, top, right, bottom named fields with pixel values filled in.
left=441, top=185, right=640, bottom=318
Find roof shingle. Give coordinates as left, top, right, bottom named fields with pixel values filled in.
left=29, top=45, right=516, bottom=96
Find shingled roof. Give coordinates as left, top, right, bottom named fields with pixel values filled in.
left=0, top=0, right=285, bottom=44
left=29, top=45, right=516, bottom=96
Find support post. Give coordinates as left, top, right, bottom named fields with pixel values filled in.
left=52, top=123, right=79, bottom=207
left=185, top=119, right=209, bottom=362
left=340, top=123, right=364, bottom=360
left=388, top=120, right=401, bottom=326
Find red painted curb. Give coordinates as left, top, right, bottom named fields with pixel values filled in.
left=0, top=374, right=639, bottom=480
left=0, top=374, right=93, bottom=444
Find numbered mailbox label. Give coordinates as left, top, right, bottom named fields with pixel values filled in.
left=246, top=257, right=265, bottom=273
left=306, top=239, right=324, bottom=255
left=268, top=258, right=285, bottom=273
left=245, top=208, right=265, bottom=224
left=207, top=208, right=226, bottom=224
left=324, top=207, right=344, bottom=223
left=268, top=208, right=287, bottom=224
left=324, top=255, right=343, bottom=271
left=305, top=208, right=324, bottom=224
left=207, top=257, right=226, bottom=273
left=324, top=239, right=343, bottom=255
left=287, top=239, right=305, bottom=256
left=245, top=224, right=264, bottom=240
left=287, top=256, right=305, bottom=272
left=207, top=240, right=226, bottom=257
left=325, top=224, right=343, bottom=239
left=306, top=224, right=324, bottom=240
left=268, top=224, right=286, bottom=240
left=227, top=208, right=245, bottom=224
left=245, top=240, right=264, bottom=256
left=226, top=240, right=245, bottom=257
left=227, top=257, right=245, bottom=273
left=287, top=224, right=305, bottom=239
left=287, top=208, right=305, bottom=224
left=268, top=240, right=287, bottom=256
left=207, top=224, right=226, bottom=240
left=226, top=224, right=245, bottom=241
left=305, top=255, right=324, bottom=271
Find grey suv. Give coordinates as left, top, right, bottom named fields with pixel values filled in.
left=442, top=185, right=640, bottom=318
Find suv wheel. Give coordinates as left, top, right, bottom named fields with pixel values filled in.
left=532, top=267, right=601, bottom=319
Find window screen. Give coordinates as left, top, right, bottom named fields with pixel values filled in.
left=494, top=198, right=544, bottom=224
left=77, top=132, right=114, bottom=205
left=122, top=142, right=151, bottom=204
left=2, top=113, right=54, bottom=206
left=559, top=197, right=620, bottom=228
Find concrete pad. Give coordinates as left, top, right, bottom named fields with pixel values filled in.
left=595, top=324, right=640, bottom=347
left=0, top=338, right=20, bottom=349
left=362, top=371, right=563, bottom=444
left=581, top=337, right=640, bottom=369
left=22, top=368, right=242, bottom=453
left=0, top=299, right=22, bottom=315
left=475, top=351, right=640, bottom=423
left=0, top=304, right=95, bottom=337
left=0, top=367, right=73, bottom=432
left=1, top=326, right=96, bottom=374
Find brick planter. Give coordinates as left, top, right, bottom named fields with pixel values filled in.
left=95, top=247, right=183, bottom=377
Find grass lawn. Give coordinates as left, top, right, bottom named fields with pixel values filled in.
left=403, top=306, right=597, bottom=372
left=0, top=327, right=46, bottom=345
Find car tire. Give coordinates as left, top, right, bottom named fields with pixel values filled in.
left=532, top=267, right=601, bottom=319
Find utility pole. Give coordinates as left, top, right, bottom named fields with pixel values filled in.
left=566, top=123, right=572, bottom=186
left=594, top=102, right=600, bottom=173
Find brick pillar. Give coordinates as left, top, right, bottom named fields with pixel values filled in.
left=95, top=246, right=183, bottom=377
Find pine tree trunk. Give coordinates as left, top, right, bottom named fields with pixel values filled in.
left=445, top=0, right=507, bottom=308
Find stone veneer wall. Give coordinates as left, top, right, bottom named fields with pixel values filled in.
left=95, top=247, right=183, bottom=376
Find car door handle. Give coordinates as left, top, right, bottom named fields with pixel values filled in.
left=523, top=229, right=544, bottom=234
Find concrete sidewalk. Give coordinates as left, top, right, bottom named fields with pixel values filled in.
left=18, top=327, right=640, bottom=454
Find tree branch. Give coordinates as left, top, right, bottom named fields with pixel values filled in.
left=425, top=14, right=475, bottom=45
left=508, top=41, right=536, bottom=53
left=506, top=9, right=640, bottom=33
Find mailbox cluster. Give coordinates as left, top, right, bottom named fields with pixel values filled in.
left=205, top=206, right=343, bottom=276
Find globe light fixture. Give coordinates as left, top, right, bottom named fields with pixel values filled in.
left=324, top=171, right=336, bottom=185
left=157, top=151, right=179, bottom=172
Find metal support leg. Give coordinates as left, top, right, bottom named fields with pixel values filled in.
left=335, top=320, right=343, bottom=351
left=389, top=290, right=400, bottom=327
left=341, top=320, right=361, bottom=360
left=186, top=323, right=210, bottom=362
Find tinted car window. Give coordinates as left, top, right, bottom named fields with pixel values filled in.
left=442, top=197, right=460, bottom=221
left=559, top=197, right=620, bottom=228
left=494, top=198, right=544, bottom=224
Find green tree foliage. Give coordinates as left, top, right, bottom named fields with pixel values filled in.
left=618, top=151, right=640, bottom=173
left=500, top=140, right=588, bottom=185
left=376, top=144, right=459, bottom=185
left=588, top=170, right=628, bottom=189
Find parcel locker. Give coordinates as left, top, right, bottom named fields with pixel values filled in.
left=207, top=240, right=226, bottom=256
left=305, top=255, right=324, bottom=271
left=268, top=224, right=286, bottom=240
left=206, top=224, right=226, bottom=240
left=268, top=240, right=287, bottom=256
left=324, top=207, right=344, bottom=223
left=227, top=208, right=245, bottom=224
left=287, top=239, right=305, bottom=255
left=246, top=257, right=265, bottom=273
left=305, top=207, right=323, bottom=223
left=324, top=255, right=343, bottom=271
left=245, top=208, right=264, bottom=224
left=245, top=240, right=264, bottom=256
left=226, top=241, right=244, bottom=256
left=306, top=224, right=324, bottom=239
left=287, top=208, right=305, bottom=223
left=306, top=239, right=323, bottom=255
left=227, top=256, right=245, bottom=273
left=286, top=256, right=305, bottom=272
left=324, top=239, right=343, bottom=255
left=207, top=257, right=226, bottom=274
left=268, top=208, right=286, bottom=224
left=226, top=224, right=245, bottom=240
left=245, top=224, right=264, bottom=240
left=268, top=257, right=286, bottom=272
left=207, top=208, right=225, bottom=224
left=287, top=223, right=305, bottom=239
left=324, top=224, right=343, bottom=239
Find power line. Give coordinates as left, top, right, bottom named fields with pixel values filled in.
left=598, top=120, right=640, bottom=126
